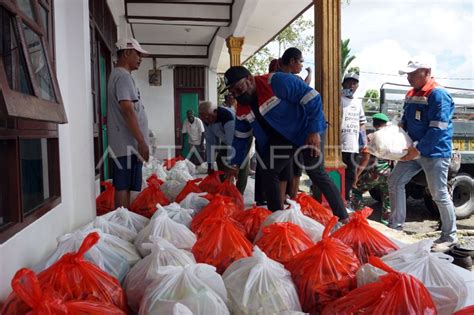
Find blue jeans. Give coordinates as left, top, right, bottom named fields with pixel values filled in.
left=388, top=157, right=457, bottom=239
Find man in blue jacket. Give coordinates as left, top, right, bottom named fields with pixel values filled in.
left=389, top=60, right=457, bottom=252
left=223, top=66, right=348, bottom=222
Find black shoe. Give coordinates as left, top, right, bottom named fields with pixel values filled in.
left=447, top=249, right=473, bottom=271
left=451, top=245, right=474, bottom=259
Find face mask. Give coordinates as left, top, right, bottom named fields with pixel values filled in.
left=235, top=93, right=255, bottom=105
left=342, top=88, right=354, bottom=98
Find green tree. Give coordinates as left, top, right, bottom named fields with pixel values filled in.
left=341, top=38, right=356, bottom=78
left=363, top=89, right=380, bottom=110
left=274, top=16, right=314, bottom=56
left=243, top=15, right=314, bottom=75
left=243, top=47, right=273, bottom=75
left=347, top=66, right=360, bottom=75
left=217, top=73, right=225, bottom=105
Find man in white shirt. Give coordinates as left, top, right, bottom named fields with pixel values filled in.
left=341, top=72, right=366, bottom=203
left=182, top=109, right=205, bottom=165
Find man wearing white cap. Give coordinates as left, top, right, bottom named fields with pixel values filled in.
left=107, top=38, right=151, bottom=208
left=388, top=60, right=457, bottom=252
left=340, top=71, right=366, bottom=203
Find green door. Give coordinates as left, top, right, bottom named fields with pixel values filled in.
left=99, top=55, right=109, bottom=179
left=179, top=92, right=199, bottom=157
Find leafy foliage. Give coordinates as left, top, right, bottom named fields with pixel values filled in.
left=341, top=38, right=356, bottom=78
left=347, top=66, right=360, bottom=75
left=242, top=16, right=314, bottom=75
left=363, top=89, right=380, bottom=110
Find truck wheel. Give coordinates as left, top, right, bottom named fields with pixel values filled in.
left=423, top=173, right=474, bottom=220
left=451, top=173, right=474, bottom=219
left=369, top=187, right=382, bottom=202
left=406, top=182, right=425, bottom=200
left=370, top=184, right=412, bottom=202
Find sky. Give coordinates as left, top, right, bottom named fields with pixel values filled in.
left=299, top=0, right=474, bottom=99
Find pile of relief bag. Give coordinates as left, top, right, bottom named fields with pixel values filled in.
left=2, top=155, right=474, bottom=315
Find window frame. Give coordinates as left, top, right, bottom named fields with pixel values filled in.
left=0, top=0, right=62, bottom=243
left=0, top=0, right=66, bottom=123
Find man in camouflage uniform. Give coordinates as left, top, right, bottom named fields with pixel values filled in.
left=351, top=113, right=392, bottom=224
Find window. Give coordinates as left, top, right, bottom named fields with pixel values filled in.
left=0, top=0, right=63, bottom=243
left=89, top=0, right=117, bottom=180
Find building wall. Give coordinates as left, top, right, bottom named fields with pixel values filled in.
left=0, top=0, right=95, bottom=301
left=207, top=67, right=218, bottom=105
left=133, top=59, right=176, bottom=160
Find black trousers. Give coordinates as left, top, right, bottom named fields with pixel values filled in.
left=302, top=148, right=348, bottom=220
left=254, top=160, right=266, bottom=204
left=342, top=152, right=357, bottom=201
left=260, top=137, right=295, bottom=211
left=261, top=136, right=348, bottom=220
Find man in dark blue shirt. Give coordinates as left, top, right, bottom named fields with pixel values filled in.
left=199, top=101, right=249, bottom=194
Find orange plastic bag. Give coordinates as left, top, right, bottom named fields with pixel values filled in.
left=322, top=256, right=437, bottom=315
left=216, top=179, right=244, bottom=210
left=198, top=170, right=223, bottom=194
left=454, top=305, right=474, bottom=315
left=286, top=216, right=360, bottom=314
left=39, top=232, right=127, bottom=311
left=130, top=174, right=170, bottom=218
left=191, top=194, right=243, bottom=233
left=232, top=205, right=272, bottom=242
left=294, top=192, right=333, bottom=226
left=332, top=207, right=399, bottom=264
left=255, top=222, right=314, bottom=264
left=192, top=218, right=252, bottom=274
left=1, top=268, right=125, bottom=315
left=96, top=181, right=115, bottom=216
left=175, top=178, right=203, bottom=203
left=163, top=156, right=184, bottom=170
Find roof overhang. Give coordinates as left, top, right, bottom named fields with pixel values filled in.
left=107, top=0, right=312, bottom=69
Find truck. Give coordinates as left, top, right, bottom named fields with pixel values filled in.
left=369, top=83, right=474, bottom=219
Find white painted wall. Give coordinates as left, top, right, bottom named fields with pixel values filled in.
left=0, top=0, right=95, bottom=301
left=207, top=67, right=218, bottom=105
left=133, top=59, right=176, bottom=160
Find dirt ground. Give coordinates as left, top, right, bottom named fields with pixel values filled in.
left=361, top=193, right=474, bottom=248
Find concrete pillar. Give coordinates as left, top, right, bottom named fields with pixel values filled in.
left=313, top=0, right=346, bottom=201
left=226, top=36, right=245, bottom=66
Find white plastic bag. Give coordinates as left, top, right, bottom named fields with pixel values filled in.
left=82, top=216, right=137, bottom=242
left=196, top=162, right=208, bottom=174
left=184, top=159, right=196, bottom=175
left=179, top=192, right=210, bottom=214
left=161, top=179, right=187, bottom=202
left=35, top=229, right=130, bottom=282
left=367, top=124, right=413, bottom=160
left=76, top=228, right=141, bottom=268
left=255, top=200, right=324, bottom=243
left=173, top=160, right=196, bottom=176
left=135, top=210, right=197, bottom=256
left=95, top=230, right=141, bottom=266
left=155, top=162, right=169, bottom=181
left=150, top=302, right=194, bottom=315
left=153, top=202, right=194, bottom=227
left=124, top=237, right=196, bottom=312
left=139, top=264, right=229, bottom=315
left=101, top=206, right=149, bottom=233
left=356, top=239, right=468, bottom=315
left=168, top=168, right=194, bottom=183
left=142, top=160, right=155, bottom=182
left=223, top=247, right=301, bottom=315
